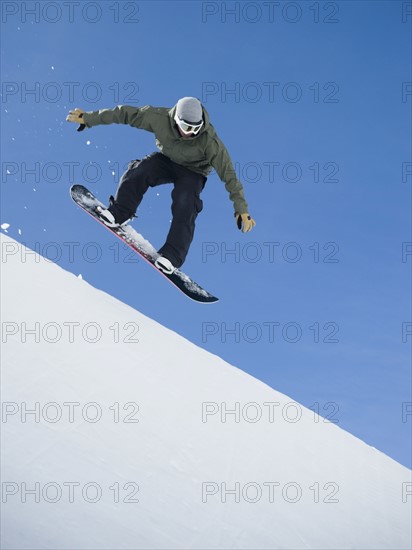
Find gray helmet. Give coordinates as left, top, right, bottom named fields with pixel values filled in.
left=175, top=97, right=203, bottom=124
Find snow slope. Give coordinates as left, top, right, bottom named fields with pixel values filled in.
left=1, top=234, right=411, bottom=550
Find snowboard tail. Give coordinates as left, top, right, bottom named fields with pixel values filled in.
left=70, top=185, right=219, bottom=303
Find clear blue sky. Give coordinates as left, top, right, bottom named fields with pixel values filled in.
left=1, top=1, right=411, bottom=467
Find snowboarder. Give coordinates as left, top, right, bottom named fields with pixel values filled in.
left=66, top=97, right=256, bottom=274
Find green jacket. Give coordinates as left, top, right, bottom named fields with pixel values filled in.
left=82, top=104, right=249, bottom=214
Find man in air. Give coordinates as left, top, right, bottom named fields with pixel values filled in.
left=67, top=97, right=256, bottom=274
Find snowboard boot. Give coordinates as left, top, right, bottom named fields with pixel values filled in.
left=155, top=255, right=176, bottom=275
left=96, top=196, right=134, bottom=228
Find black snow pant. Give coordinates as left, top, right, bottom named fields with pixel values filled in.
left=111, top=152, right=206, bottom=268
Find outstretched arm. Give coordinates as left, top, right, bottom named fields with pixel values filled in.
left=66, top=105, right=154, bottom=132
left=208, top=136, right=256, bottom=233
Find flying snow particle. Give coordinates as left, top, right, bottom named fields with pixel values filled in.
left=78, top=274, right=83, bottom=279
left=1, top=223, right=10, bottom=230
left=51, top=66, right=55, bottom=70
left=86, top=140, right=91, bottom=145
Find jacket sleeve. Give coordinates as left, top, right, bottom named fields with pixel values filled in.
left=207, top=136, right=249, bottom=215
left=82, top=105, right=154, bottom=132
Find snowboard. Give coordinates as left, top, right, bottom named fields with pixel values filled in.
left=70, top=185, right=219, bottom=303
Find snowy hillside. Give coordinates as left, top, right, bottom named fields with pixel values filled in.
left=1, top=234, right=411, bottom=550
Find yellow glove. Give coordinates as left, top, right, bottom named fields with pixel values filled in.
left=235, top=213, right=256, bottom=233
left=66, top=108, right=85, bottom=124
left=66, top=108, right=87, bottom=132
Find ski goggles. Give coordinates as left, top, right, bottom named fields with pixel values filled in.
left=174, top=114, right=204, bottom=135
